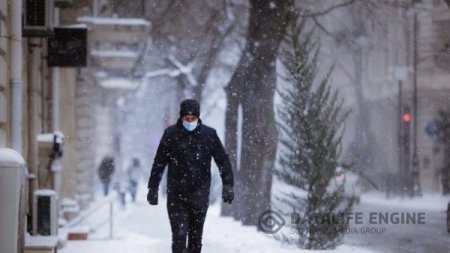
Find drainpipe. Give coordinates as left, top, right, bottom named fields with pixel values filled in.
left=9, top=0, right=23, bottom=152
left=9, top=0, right=24, bottom=250
left=411, top=9, right=421, bottom=196
left=28, top=37, right=41, bottom=213
left=52, top=8, right=60, bottom=132
left=51, top=7, right=63, bottom=196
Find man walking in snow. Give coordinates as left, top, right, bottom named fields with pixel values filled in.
left=147, top=99, right=234, bottom=253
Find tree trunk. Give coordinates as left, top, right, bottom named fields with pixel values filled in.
left=348, top=5, right=388, bottom=184
left=223, top=0, right=291, bottom=225
left=351, top=50, right=388, bottom=177
left=351, top=50, right=370, bottom=162
left=221, top=86, right=239, bottom=217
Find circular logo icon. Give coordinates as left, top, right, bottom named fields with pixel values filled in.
left=258, top=210, right=285, bottom=234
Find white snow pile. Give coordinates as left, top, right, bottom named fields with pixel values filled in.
left=59, top=188, right=380, bottom=253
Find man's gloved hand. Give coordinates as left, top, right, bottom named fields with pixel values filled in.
left=147, top=188, right=158, bottom=205
left=222, top=186, right=234, bottom=204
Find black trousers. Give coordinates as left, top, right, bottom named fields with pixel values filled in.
left=167, top=191, right=209, bottom=253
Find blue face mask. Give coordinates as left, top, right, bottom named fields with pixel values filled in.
left=182, top=120, right=198, bottom=131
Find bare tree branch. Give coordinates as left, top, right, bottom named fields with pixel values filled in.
left=301, top=0, right=360, bottom=17
left=335, top=60, right=357, bottom=83
left=166, top=56, right=197, bottom=87
left=310, top=16, right=336, bottom=40
left=193, top=21, right=236, bottom=99
left=148, top=0, right=177, bottom=35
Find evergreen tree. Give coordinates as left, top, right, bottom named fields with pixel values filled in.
left=276, top=17, right=354, bottom=249
left=436, top=110, right=450, bottom=195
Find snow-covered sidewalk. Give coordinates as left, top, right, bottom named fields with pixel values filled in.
left=60, top=191, right=379, bottom=253
left=360, top=192, right=450, bottom=211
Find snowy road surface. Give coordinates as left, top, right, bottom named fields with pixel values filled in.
left=345, top=194, right=450, bottom=253
left=60, top=190, right=378, bottom=253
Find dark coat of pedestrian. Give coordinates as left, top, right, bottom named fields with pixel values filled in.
left=98, top=155, right=115, bottom=196
left=147, top=99, right=234, bottom=253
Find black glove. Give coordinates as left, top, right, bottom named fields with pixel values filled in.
left=147, top=188, right=158, bottom=205
left=222, top=186, right=234, bottom=204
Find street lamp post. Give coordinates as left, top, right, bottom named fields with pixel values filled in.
left=394, top=66, right=410, bottom=195
left=411, top=9, right=422, bottom=196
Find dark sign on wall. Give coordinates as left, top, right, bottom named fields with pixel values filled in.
left=48, top=27, right=87, bottom=67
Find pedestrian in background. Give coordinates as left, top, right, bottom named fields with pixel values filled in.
left=127, top=157, right=144, bottom=202
left=98, top=155, right=115, bottom=196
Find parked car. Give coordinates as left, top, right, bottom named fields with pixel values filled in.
left=328, top=166, right=361, bottom=204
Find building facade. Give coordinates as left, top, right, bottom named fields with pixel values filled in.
left=320, top=0, right=450, bottom=194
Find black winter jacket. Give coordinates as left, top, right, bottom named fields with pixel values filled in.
left=98, top=156, right=115, bottom=182
left=148, top=119, right=234, bottom=195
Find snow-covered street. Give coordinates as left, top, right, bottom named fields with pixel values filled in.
left=59, top=190, right=379, bottom=253
left=345, top=193, right=450, bottom=253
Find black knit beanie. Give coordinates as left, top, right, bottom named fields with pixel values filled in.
left=179, top=99, right=200, bottom=118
